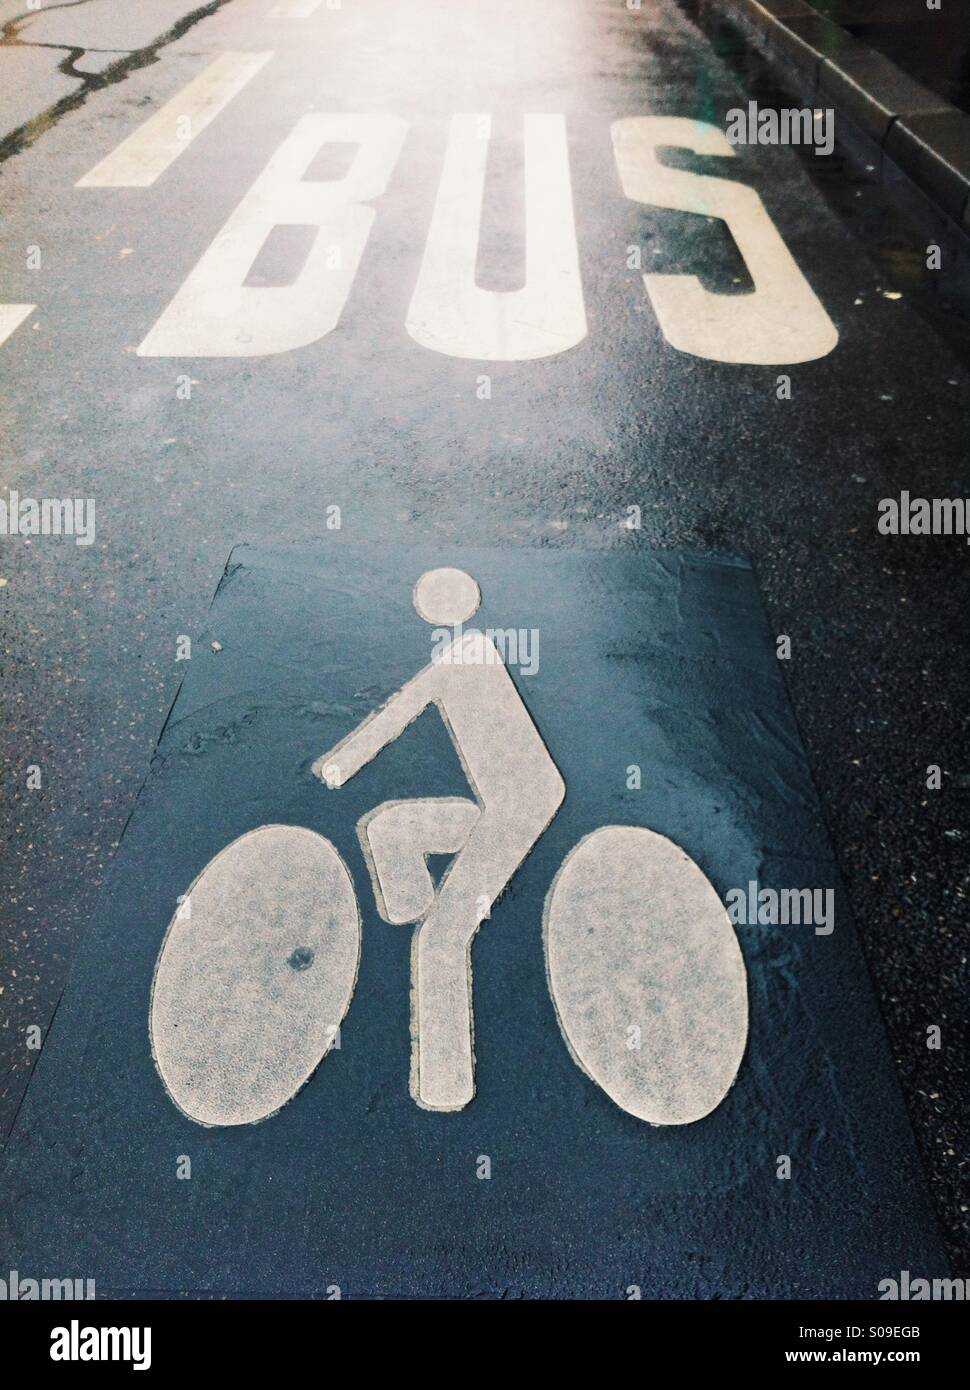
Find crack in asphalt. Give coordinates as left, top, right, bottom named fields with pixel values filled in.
left=0, top=0, right=237, bottom=167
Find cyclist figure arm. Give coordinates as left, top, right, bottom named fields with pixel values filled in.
left=312, top=656, right=444, bottom=786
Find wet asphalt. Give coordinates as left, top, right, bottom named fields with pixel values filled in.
left=0, top=0, right=967, bottom=1275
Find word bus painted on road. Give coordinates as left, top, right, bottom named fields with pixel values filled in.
left=77, top=107, right=839, bottom=365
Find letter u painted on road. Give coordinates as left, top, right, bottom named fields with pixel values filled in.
left=405, top=114, right=588, bottom=361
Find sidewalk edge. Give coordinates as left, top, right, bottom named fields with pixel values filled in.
left=684, top=0, right=970, bottom=230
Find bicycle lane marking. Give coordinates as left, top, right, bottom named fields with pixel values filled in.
left=0, top=543, right=948, bottom=1297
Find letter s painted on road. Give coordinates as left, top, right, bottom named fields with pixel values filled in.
left=610, top=116, right=838, bottom=365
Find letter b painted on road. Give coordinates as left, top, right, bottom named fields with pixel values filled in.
left=138, top=114, right=407, bottom=358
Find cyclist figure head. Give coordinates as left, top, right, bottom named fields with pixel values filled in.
left=413, top=567, right=481, bottom=627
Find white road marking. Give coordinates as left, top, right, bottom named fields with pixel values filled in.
left=406, top=113, right=588, bottom=361
left=611, top=116, right=838, bottom=365
left=150, top=825, right=360, bottom=1127
left=413, top=566, right=481, bottom=625
left=268, top=0, right=324, bottom=15
left=149, top=563, right=752, bottom=1128
left=76, top=51, right=273, bottom=189
left=544, top=825, right=748, bottom=1125
left=314, top=568, right=565, bottom=1112
left=138, top=112, right=407, bottom=357
left=0, top=304, right=35, bottom=345
left=360, top=798, right=479, bottom=924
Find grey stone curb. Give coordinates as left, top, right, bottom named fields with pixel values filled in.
left=688, top=0, right=970, bottom=230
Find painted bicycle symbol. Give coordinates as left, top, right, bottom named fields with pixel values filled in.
left=150, top=569, right=748, bottom=1127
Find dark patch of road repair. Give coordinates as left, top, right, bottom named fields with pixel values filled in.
left=0, top=544, right=949, bottom=1298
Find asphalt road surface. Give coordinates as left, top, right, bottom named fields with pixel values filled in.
left=0, top=0, right=968, bottom=1281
